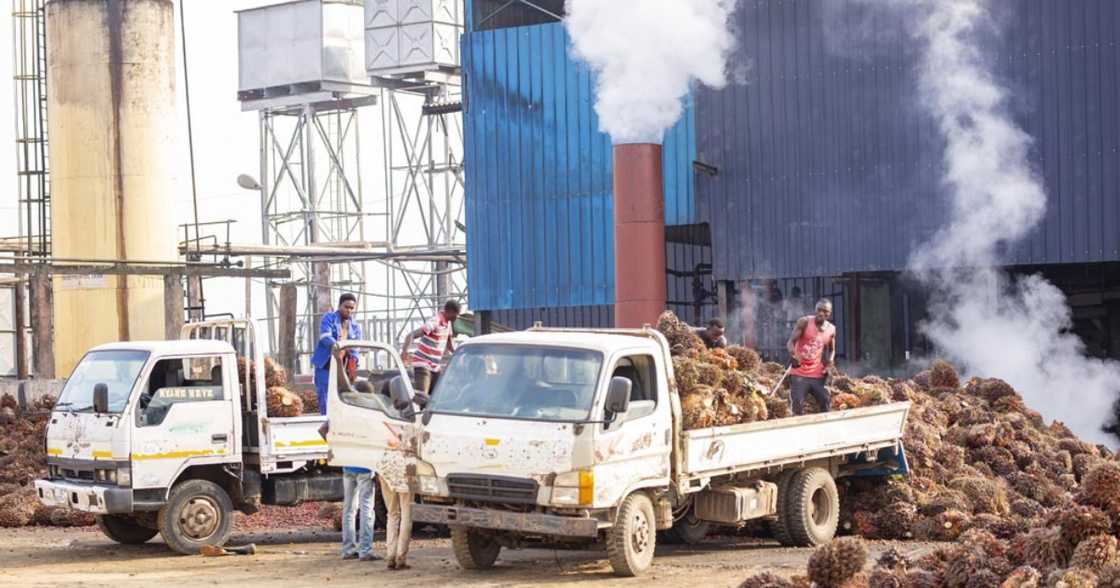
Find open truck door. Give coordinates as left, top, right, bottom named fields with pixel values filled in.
left=326, top=341, right=419, bottom=475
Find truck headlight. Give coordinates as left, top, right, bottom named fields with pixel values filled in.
left=116, top=467, right=131, bottom=487
left=553, top=470, right=593, bottom=506
left=413, top=461, right=438, bottom=495
left=96, top=469, right=116, bottom=484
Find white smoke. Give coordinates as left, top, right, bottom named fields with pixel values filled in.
left=564, top=0, right=738, bottom=144
left=900, top=0, right=1120, bottom=446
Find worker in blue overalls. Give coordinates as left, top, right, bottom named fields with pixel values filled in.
left=311, top=293, right=362, bottom=414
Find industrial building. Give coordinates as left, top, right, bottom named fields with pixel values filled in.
left=464, top=0, right=1120, bottom=371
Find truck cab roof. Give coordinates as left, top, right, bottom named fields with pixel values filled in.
left=89, top=339, right=236, bottom=356
left=462, top=329, right=665, bottom=355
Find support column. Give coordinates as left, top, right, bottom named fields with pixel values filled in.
left=13, top=279, right=27, bottom=379
left=163, top=273, right=184, bottom=340
left=278, top=283, right=298, bottom=376
left=187, top=275, right=204, bottom=322
left=30, top=271, right=54, bottom=379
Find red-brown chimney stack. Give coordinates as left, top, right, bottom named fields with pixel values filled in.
left=612, top=143, right=666, bottom=328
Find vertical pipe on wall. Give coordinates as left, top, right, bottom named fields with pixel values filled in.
left=612, top=144, right=666, bottom=328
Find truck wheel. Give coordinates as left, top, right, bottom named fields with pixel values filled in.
left=96, top=514, right=158, bottom=545
left=157, top=479, right=234, bottom=555
left=666, top=512, right=711, bottom=545
left=450, top=527, right=501, bottom=569
left=769, top=469, right=799, bottom=546
left=607, top=492, right=657, bottom=577
left=784, top=467, right=839, bottom=547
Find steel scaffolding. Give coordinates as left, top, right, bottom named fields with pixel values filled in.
left=11, top=0, right=49, bottom=259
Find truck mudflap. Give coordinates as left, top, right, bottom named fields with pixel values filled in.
left=413, top=504, right=599, bottom=538
left=34, top=480, right=132, bottom=514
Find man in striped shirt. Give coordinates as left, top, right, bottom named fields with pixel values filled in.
left=401, top=300, right=461, bottom=395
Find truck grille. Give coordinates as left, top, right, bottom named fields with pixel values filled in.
left=446, top=474, right=538, bottom=505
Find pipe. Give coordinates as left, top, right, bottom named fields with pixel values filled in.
left=612, top=144, right=666, bottom=328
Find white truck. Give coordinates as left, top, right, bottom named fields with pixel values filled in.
left=327, top=326, right=911, bottom=577
left=32, top=319, right=389, bottom=554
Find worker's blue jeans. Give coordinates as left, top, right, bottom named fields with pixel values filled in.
left=314, top=365, right=329, bottom=415
left=341, top=470, right=375, bottom=557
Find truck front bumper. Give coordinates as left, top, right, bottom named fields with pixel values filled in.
left=34, top=480, right=132, bottom=514
left=413, top=504, right=600, bottom=538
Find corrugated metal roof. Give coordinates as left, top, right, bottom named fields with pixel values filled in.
left=463, top=22, right=697, bottom=311
left=697, top=0, right=1120, bottom=281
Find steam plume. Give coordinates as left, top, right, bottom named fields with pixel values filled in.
left=900, top=0, right=1119, bottom=446
left=564, top=0, right=738, bottom=144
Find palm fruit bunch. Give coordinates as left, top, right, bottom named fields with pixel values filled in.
left=726, top=345, right=762, bottom=374
left=657, top=310, right=705, bottom=357
left=929, top=359, right=961, bottom=389
left=0, top=487, right=39, bottom=527
left=266, top=386, right=303, bottom=417
left=237, top=356, right=256, bottom=390
left=264, top=356, right=288, bottom=388
left=806, top=537, right=868, bottom=588
left=737, top=572, right=794, bottom=588
left=701, top=347, right=738, bottom=371
left=831, top=393, right=862, bottom=411
left=298, top=389, right=320, bottom=415
left=680, top=385, right=717, bottom=429
left=1045, top=568, right=1098, bottom=588
left=1070, top=534, right=1119, bottom=571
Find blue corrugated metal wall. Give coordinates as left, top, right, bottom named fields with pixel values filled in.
left=697, top=0, right=1120, bottom=281
left=463, top=22, right=697, bottom=311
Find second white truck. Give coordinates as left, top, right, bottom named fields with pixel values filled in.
left=329, top=326, right=910, bottom=576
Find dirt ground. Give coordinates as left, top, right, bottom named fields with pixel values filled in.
left=0, top=526, right=941, bottom=587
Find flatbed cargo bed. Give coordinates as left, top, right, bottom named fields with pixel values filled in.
left=680, top=401, right=910, bottom=483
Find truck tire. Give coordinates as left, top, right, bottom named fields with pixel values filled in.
left=769, top=469, right=799, bottom=546
left=784, top=467, right=839, bottom=547
left=665, top=512, right=711, bottom=545
left=157, top=479, right=234, bottom=555
left=450, top=527, right=501, bottom=570
left=96, top=514, right=159, bottom=545
left=607, top=492, right=657, bottom=577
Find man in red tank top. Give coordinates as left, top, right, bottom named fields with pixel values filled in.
left=786, top=298, right=836, bottom=415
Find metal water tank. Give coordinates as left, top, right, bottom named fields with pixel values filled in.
left=237, top=0, right=370, bottom=108
left=46, top=0, right=179, bottom=375
left=364, top=0, right=463, bottom=76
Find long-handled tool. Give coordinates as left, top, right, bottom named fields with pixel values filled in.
left=767, top=365, right=792, bottom=397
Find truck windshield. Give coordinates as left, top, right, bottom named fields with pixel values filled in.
left=429, top=344, right=603, bottom=422
left=57, top=350, right=149, bottom=413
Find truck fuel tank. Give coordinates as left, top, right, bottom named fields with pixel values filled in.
left=693, top=482, right=778, bottom=524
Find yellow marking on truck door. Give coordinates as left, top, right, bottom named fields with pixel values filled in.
left=131, top=449, right=225, bottom=461
left=275, top=440, right=328, bottom=448
left=484, top=438, right=500, bottom=446
left=46, top=447, right=62, bottom=456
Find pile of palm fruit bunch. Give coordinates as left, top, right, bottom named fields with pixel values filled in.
left=742, top=494, right=1120, bottom=588
left=238, top=356, right=309, bottom=417
left=656, top=311, right=893, bottom=430
left=0, top=393, right=94, bottom=528
left=734, top=357, right=1120, bottom=587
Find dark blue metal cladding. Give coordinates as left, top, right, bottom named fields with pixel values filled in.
left=463, top=22, right=697, bottom=311
left=696, top=0, right=1120, bottom=281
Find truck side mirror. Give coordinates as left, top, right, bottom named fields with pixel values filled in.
left=389, top=376, right=412, bottom=411
left=605, top=377, right=632, bottom=420
left=92, top=383, right=110, bottom=414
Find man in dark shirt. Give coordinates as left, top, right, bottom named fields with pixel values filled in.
left=694, top=318, right=728, bottom=349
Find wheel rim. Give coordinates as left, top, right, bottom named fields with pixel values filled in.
left=179, top=496, right=221, bottom=541
left=811, top=487, right=831, bottom=527
left=630, top=509, right=651, bottom=555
